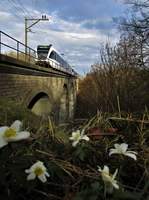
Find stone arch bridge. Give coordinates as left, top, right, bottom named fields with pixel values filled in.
left=0, top=54, right=77, bottom=123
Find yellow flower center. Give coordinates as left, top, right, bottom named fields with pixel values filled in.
left=4, top=128, right=16, bottom=138
left=34, top=167, right=44, bottom=176
left=74, top=133, right=80, bottom=141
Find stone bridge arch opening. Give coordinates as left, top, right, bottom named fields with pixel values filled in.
left=28, top=92, right=52, bottom=116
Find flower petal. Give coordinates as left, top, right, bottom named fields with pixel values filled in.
left=10, top=120, right=22, bottom=132
left=102, top=174, right=111, bottom=182
left=45, top=171, right=50, bottom=177
left=114, top=143, right=120, bottom=149
left=103, top=165, right=109, bottom=174
left=72, top=140, right=79, bottom=147
left=81, top=135, right=89, bottom=141
left=25, top=169, right=31, bottom=174
left=27, top=173, right=36, bottom=180
left=0, top=126, right=8, bottom=136
left=112, top=181, right=119, bottom=189
left=0, top=127, right=9, bottom=148
left=38, top=174, right=47, bottom=183
left=80, top=129, right=85, bottom=136
left=69, top=136, right=74, bottom=141
left=109, top=149, right=119, bottom=156
left=97, top=166, right=102, bottom=172
left=30, top=161, right=45, bottom=172
left=127, top=150, right=138, bottom=155
left=7, top=131, right=30, bottom=142
left=125, top=152, right=137, bottom=160
left=120, top=143, right=128, bottom=153
left=72, top=130, right=80, bottom=137
left=112, top=169, right=118, bottom=180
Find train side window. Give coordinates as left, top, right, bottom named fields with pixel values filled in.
left=58, top=54, right=61, bottom=63
left=55, top=52, right=58, bottom=61
left=50, top=51, right=55, bottom=60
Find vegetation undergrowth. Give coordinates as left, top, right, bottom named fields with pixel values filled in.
left=0, top=100, right=149, bottom=200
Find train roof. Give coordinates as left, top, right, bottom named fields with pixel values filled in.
left=37, top=44, right=52, bottom=49
left=37, top=45, right=61, bottom=55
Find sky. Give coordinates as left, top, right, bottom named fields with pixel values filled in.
left=0, top=0, right=128, bottom=74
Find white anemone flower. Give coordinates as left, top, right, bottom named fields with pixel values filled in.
left=98, top=165, right=119, bottom=193
left=69, top=129, right=89, bottom=147
left=25, top=161, right=50, bottom=183
left=109, top=143, right=137, bottom=160
left=0, top=120, right=30, bottom=148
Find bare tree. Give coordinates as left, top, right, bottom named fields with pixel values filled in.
left=120, top=0, right=149, bottom=68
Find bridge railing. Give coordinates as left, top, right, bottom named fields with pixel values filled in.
left=0, top=31, right=77, bottom=76
left=0, top=31, right=36, bottom=64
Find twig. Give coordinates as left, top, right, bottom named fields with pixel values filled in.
left=140, top=113, right=145, bottom=131
left=117, top=95, right=121, bottom=118
left=36, top=149, right=100, bottom=180
left=109, top=117, right=149, bottom=124
left=33, top=189, right=62, bottom=199
left=47, top=182, right=73, bottom=189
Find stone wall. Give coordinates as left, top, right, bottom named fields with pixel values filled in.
left=0, top=56, right=77, bottom=122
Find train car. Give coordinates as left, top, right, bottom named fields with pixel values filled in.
left=36, top=44, right=74, bottom=74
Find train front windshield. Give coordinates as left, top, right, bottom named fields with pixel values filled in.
left=37, top=46, right=50, bottom=60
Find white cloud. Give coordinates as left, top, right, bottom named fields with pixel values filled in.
left=0, top=11, right=12, bottom=20
left=0, top=7, right=119, bottom=74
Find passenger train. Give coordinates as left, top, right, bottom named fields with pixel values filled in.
left=36, top=45, right=76, bottom=76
